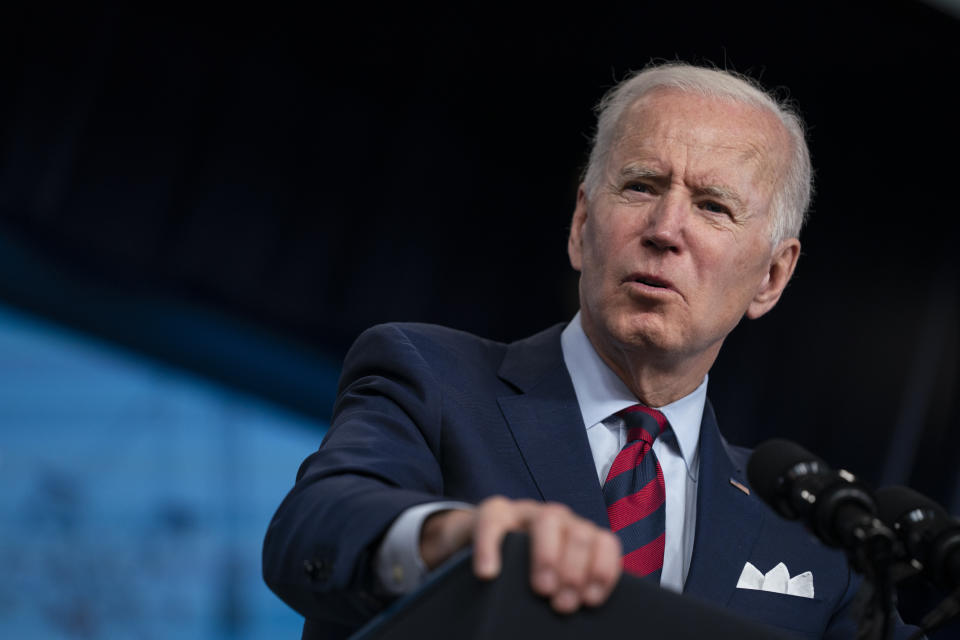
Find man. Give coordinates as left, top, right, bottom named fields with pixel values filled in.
left=263, top=63, right=912, bottom=639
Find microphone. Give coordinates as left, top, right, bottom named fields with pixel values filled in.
left=875, top=485, right=960, bottom=591
left=747, top=439, right=895, bottom=559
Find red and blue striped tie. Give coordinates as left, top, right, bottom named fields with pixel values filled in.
left=603, top=405, right=667, bottom=581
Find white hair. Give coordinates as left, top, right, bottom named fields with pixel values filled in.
left=582, top=62, right=812, bottom=245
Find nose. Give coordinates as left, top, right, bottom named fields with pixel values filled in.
left=641, top=190, right=686, bottom=253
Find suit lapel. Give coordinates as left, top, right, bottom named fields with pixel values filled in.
left=683, top=401, right=765, bottom=605
left=494, top=327, right=766, bottom=596
left=496, top=326, right=609, bottom=529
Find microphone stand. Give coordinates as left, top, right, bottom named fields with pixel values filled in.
left=844, top=515, right=914, bottom=640
left=910, top=586, right=960, bottom=639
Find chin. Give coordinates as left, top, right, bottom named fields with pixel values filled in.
left=605, top=314, right=677, bottom=354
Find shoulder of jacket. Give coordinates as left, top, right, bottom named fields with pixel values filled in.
left=358, top=322, right=504, bottom=350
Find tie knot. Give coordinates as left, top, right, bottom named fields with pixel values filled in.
left=618, top=405, right=668, bottom=445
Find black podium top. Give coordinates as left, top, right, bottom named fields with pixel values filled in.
left=350, top=533, right=798, bottom=639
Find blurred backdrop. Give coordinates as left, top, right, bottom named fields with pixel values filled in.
left=1, top=1, right=958, bottom=637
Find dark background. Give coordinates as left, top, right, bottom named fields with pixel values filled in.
left=1, top=0, right=958, bottom=631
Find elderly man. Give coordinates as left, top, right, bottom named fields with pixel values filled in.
left=263, top=63, right=911, bottom=639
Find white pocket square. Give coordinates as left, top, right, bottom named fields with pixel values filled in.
left=736, top=562, right=814, bottom=598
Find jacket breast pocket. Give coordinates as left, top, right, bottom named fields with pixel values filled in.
left=726, top=588, right=828, bottom=637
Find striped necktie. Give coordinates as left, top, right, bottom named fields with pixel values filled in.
left=602, top=405, right=668, bottom=581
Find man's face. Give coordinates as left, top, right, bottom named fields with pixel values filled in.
left=568, top=88, right=800, bottom=372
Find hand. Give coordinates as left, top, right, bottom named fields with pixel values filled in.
left=419, top=496, right=622, bottom=614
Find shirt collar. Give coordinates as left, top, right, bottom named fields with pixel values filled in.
left=560, top=311, right=705, bottom=479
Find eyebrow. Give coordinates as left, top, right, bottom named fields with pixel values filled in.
left=618, top=166, right=660, bottom=181
left=617, top=165, right=746, bottom=210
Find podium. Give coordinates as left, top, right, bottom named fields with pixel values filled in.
left=350, top=533, right=799, bottom=639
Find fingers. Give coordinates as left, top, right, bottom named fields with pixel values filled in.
left=469, top=496, right=622, bottom=614
left=551, top=520, right=598, bottom=613
left=529, top=504, right=567, bottom=594
left=581, top=529, right=622, bottom=607
left=529, top=505, right=622, bottom=613
left=472, top=496, right=536, bottom=579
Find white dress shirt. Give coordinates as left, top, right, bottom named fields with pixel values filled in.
left=375, top=312, right=706, bottom=594
left=561, top=312, right=704, bottom=592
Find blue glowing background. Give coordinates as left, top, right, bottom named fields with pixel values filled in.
left=0, top=304, right=325, bottom=638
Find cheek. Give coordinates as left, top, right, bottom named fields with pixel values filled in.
left=713, top=246, right=771, bottom=301
left=580, top=224, right=612, bottom=274
left=585, top=216, right=627, bottom=263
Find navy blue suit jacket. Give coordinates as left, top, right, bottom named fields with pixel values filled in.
left=263, top=322, right=912, bottom=639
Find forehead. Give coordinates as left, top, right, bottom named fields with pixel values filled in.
left=611, top=88, right=789, bottom=193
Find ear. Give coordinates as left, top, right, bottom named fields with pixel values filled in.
left=568, top=184, right=589, bottom=272
left=745, top=238, right=801, bottom=320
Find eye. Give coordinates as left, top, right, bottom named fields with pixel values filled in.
left=699, top=200, right=730, bottom=215
left=626, top=182, right=654, bottom=194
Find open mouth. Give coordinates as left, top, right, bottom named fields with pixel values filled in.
left=634, top=276, right=669, bottom=288
left=629, top=274, right=673, bottom=290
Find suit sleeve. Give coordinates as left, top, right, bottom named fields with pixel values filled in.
left=262, top=324, right=453, bottom=630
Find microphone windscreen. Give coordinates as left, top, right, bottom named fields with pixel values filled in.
left=747, top=438, right=824, bottom=506
left=875, top=485, right=946, bottom=526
